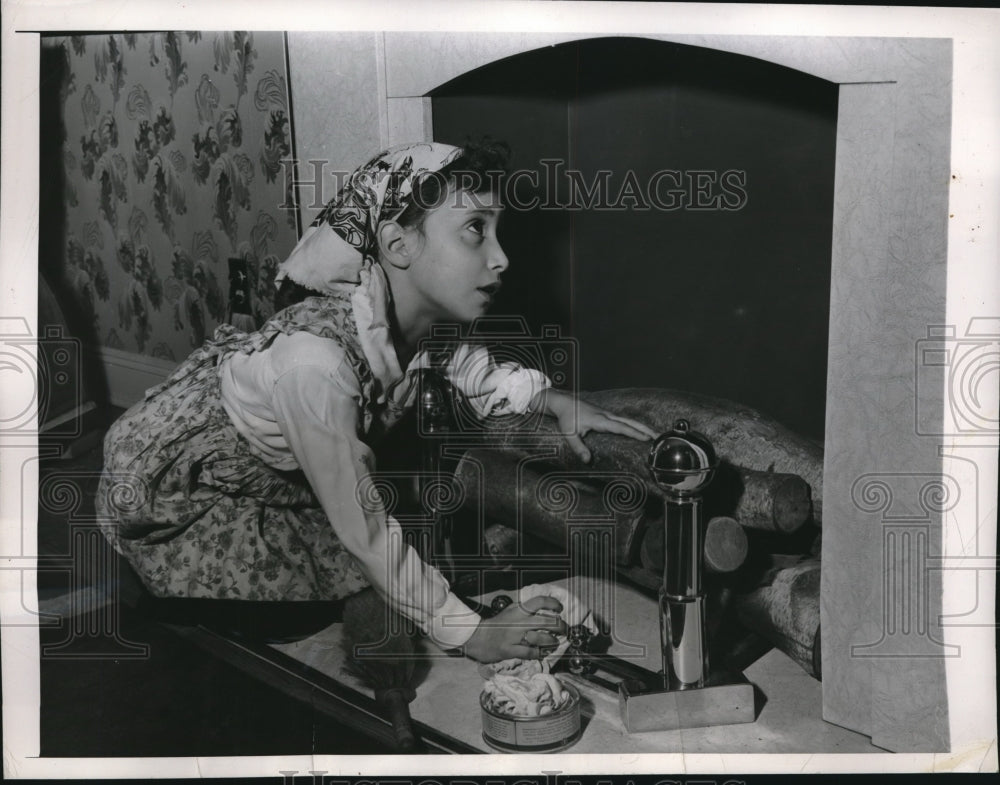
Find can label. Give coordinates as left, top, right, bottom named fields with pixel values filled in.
left=482, top=712, right=517, bottom=744
left=515, top=711, right=579, bottom=746
left=481, top=708, right=581, bottom=750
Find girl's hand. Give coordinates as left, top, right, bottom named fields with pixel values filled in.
left=518, top=582, right=597, bottom=634
left=463, top=595, right=569, bottom=663
left=536, top=389, right=658, bottom=464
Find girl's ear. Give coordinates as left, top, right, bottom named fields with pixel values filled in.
left=377, top=221, right=414, bottom=270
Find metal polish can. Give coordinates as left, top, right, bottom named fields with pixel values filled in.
left=479, top=681, right=582, bottom=753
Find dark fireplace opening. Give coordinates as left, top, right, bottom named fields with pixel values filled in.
left=431, top=37, right=837, bottom=442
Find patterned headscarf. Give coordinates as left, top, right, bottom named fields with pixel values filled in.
left=275, top=142, right=463, bottom=294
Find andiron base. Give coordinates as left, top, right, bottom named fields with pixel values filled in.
left=618, top=673, right=756, bottom=733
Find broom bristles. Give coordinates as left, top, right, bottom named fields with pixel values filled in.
left=342, top=589, right=418, bottom=687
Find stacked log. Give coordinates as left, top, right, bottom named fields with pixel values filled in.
left=640, top=514, right=748, bottom=575
left=460, top=450, right=750, bottom=575
left=734, top=558, right=822, bottom=679
left=727, top=468, right=813, bottom=533
left=479, top=387, right=824, bottom=524
left=454, top=449, right=646, bottom=566
left=451, top=387, right=825, bottom=679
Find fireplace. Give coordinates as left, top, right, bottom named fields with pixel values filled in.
left=286, top=31, right=954, bottom=752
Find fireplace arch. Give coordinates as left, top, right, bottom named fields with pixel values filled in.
left=429, top=36, right=837, bottom=443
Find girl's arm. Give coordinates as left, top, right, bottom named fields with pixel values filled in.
left=270, top=359, right=564, bottom=661
left=271, top=361, right=478, bottom=650
left=441, top=342, right=551, bottom=418
left=442, top=342, right=658, bottom=460
left=528, top=387, right=659, bottom=462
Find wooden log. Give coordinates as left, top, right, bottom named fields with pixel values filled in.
left=731, top=468, right=812, bottom=533
left=733, top=558, right=821, bottom=679
left=480, top=387, right=824, bottom=525
left=454, top=449, right=646, bottom=566
left=640, top=515, right=749, bottom=575
left=464, top=441, right=813, bottom=535
left=483, top=522, right=520, bottom=563
left=704, top=516, right=751, bottom=574
left=460, top=447, right=750, bottom=577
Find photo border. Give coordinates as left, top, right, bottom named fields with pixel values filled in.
left=2, top=0, right=997, bottom=778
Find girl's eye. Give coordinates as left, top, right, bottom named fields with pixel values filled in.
left=467, top=220, right=485, bottom=236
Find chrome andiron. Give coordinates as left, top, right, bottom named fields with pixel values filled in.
left=617, top=419, right=757, bottom=732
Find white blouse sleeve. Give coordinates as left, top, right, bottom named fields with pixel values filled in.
left=442, top=342, right=552, bottom=419
left=270, top=360, right=481, bottom=650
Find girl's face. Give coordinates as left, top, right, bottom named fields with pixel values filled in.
left=405, top=187, right=509, bottom=324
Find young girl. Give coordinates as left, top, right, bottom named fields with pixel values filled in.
left=97, top=140, right=657, bottom=663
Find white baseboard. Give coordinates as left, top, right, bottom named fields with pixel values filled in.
left=98, top=346, right=179, bottom=409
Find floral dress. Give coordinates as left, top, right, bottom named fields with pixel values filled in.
left=96, top=266, right=549, bottom=646
left=97, top=289, right=376, bottom=602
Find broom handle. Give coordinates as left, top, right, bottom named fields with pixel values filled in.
left=370, top=595, right=514, bottom=751
left=381, top=689, right=416, bottom=751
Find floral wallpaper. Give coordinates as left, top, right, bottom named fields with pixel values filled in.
left=43, top=32, right=298, bottom=362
